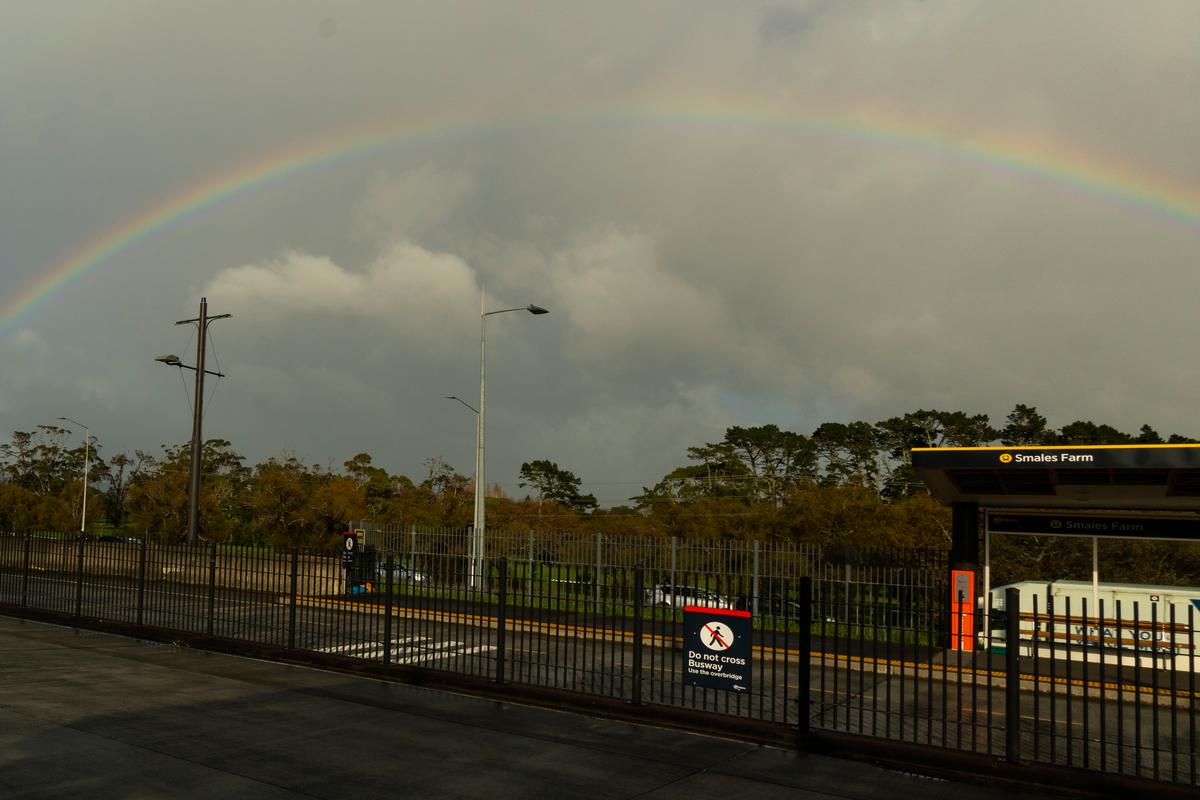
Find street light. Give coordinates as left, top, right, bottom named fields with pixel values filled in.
left=57, top=416, right=89, bottom=534
left=469, top=299, right=549, bottom=589
left=154, top=297, right=231, bottom=545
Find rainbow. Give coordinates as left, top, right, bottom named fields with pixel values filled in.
left=4, top=101, right=1199, bottom=333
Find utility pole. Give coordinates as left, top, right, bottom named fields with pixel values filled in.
left=157, top=297, right=231, bottom=545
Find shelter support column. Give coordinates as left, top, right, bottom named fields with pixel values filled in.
left=949, top=501, right=979, bottom=651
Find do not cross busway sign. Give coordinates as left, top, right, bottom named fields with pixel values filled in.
left=683, top=606, right=752, bottom=693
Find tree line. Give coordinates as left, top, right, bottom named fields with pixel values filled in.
left=1, top=404, right=1198, bottom=586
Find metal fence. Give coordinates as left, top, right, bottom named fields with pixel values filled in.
left=364, top=525, right=940, bottom=625
left=0, top=528, right=1196, bottom=789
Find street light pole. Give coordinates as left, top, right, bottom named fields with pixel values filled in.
left=473, top=297, right=487, bottom=589
left=156, top=297, right=231, bottom=546
left=57, top=416, right=89, bottom=534
left=468, top=295, right=548, bottom=589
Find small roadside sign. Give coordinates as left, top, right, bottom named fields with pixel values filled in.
left=342, top=533, right=357, bottom=565
left=683, top=606, right=752, bottom=693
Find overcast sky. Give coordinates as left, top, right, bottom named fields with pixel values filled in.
left=2, top=1, right=1199, bottom=506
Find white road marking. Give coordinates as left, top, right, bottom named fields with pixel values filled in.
left=316, top=637, right=494, bottom=664
left=318, top=637, right=426, bottom=655
left=393, top=644, right=495, bottom=665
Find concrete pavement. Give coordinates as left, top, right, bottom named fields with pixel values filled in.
left=0, top=615, right=1066, bottom=799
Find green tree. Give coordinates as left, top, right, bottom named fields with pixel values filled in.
left=874, top=410, right=997, bottom=499
left=102, top=451, right=150, bottom=530
left=721, top=425, right=817, bottom=503
left=123, top=439, right=247, bottom=542
left=812, top=421, right=879, bottom=487
left=344, top=452, right=399, bottom=518
left=1054, top=421, right=1132, bottom=445
left=307, top=472, right=368, bottom=541
left=999, top=404, right=1053, bottom=446
left=635, top=442, right=750, bottom=504
left=0, top=426, right=103, bottom=496
left=1133, top=424, right=1163, bottom=444
left=412, top=457, right=471, bottom=526
left=0, top=482, right=41, bottom=530
left=124, top=451, right=188, bottom=540
left=0, top=426, right=109, bottom=530
left=875, top=410, right=997, bottom=457
left=635, top=425, right=816, bottom=509
left=518, top=459, right=597, bottom=511
left=245, top=454, right=312, bottom=545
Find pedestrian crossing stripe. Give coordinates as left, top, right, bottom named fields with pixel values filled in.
left=318, top=637, right=425, bottom=654
left=317, top=637, right=495, bottom=663
left=392, top=644, right=495, bottom=665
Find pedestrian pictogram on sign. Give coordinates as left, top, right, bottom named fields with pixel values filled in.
left=701, top=621, right=734, bottom=651
left=683, top=605, right=752, bottom=693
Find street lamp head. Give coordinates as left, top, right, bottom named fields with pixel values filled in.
left=155, top=354, right=182, bottom=367
left=526, top=304, right=549, bottom=315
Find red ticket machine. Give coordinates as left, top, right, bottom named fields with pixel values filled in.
left=950, top=569, right=976, bottom=651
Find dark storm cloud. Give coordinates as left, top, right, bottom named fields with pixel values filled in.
left=1, top=1, right=1199, bottom=505
left=758, top=2, right=832, bottom=48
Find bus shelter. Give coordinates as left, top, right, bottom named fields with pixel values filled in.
left=911, top=443, right=1200, bottom=651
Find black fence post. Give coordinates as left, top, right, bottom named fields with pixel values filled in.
left=383, top=552, right=394, bottom=665
left=20, top=534, right=31, bottom=608
left=74, top=537, right=85, bottom=619
left=287, top=546, right=299, bottom=650
left=136, top=535, right=148, bottom=627
left=797, top=575, right=813, bottom=736
left=632, top=566, right=645, bottom=705
left=206, top=542, right=217, bottom=636
left=496, top=557, right=507, bottom=684
left=1005, top=587, right=1021, bottom=764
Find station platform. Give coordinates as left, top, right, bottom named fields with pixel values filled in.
left=0, top=615, right=1066, bottom=799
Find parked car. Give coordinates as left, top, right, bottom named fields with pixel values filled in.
left=754, top=595, right=807, bottom=620
left=375, top=563, right=430, bottom=585
left=703, top=593, right=810, bottom=619
left=647, top=584, right=735, bottom=609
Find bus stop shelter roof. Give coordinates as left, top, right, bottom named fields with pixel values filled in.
left=911, top=444, right=1200, bottom=510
